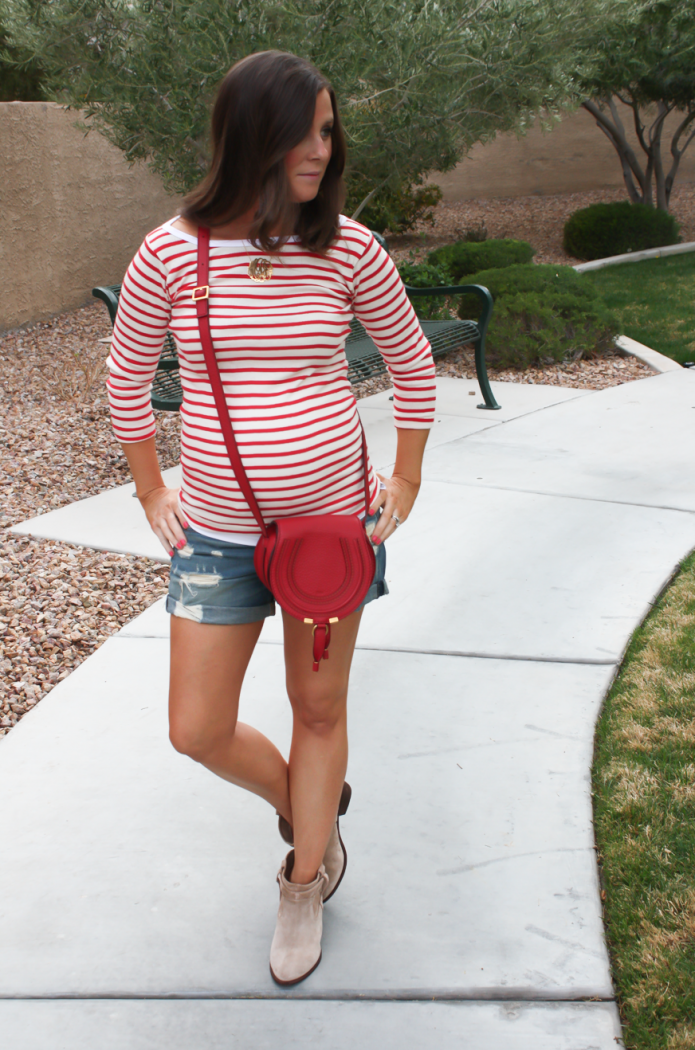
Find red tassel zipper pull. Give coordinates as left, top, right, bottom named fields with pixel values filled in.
left=312, top=623, right=331, bottom=672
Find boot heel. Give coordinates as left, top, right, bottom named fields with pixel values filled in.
left=277, top=813, right=294, bottom=847
left=277, top=780, right=351, bottom=846
left=338, top=781, right=352, bottom=817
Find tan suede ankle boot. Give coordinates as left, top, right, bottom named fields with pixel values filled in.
left=269, top=851, right=329, bottom=987
left=276, top=782, right=351, bottom=902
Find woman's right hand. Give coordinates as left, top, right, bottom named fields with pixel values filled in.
left=138, top=486, right=189, bottom=556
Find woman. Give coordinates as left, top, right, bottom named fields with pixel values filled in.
left=107, top=50, right=435, bottom=985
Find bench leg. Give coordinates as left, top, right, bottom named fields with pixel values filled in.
left=474, top=336, right=501, bottom=410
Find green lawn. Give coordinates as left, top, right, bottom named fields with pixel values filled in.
left=593, top=550, right=695, bottom=1050
left=583, top=252, right=695, bottom=364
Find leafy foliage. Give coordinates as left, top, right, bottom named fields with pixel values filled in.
left=0, top=0, right=584, bottom=214
left=395, top=259, right=453, bottom=319
left=0, top=15, right=44, bottom=99
left=572, top=0, right=695, bottom=210
left=397, top=259, right=451, bottom=289
left=428, top=238, right=535, bottom=282
left=563, top=201, right=681, bottom=260
left=458, top=263, right=618, bottom=368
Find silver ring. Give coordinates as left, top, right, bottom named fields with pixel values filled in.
left=392, top=514, right=401, bottom=527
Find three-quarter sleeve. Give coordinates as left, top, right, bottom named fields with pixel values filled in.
left=106, top=235, right=171, bottom=443
left=351, top=234, right=436, bottom=428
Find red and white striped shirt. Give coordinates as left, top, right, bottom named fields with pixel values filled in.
left=107, top=216, right=436, bottom=537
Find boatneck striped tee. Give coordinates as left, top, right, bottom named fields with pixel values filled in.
left=106, top=216, right=436, bottom=540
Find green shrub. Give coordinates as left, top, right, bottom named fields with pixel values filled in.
left=427, top=238, right=535, bottom=282
left=396, top=260, right=453, bottom=320
left=347, top=179, right=443, bottom=235
left=459, top=264, right=618, bottom=369
left=563, top=201, right=681, bottom=261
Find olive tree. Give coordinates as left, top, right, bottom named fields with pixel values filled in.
left=0, top=7, right=43, bottom=99
left=576, top=0, right=695, bottom=211
left=2, top=0, right=582, bottom=223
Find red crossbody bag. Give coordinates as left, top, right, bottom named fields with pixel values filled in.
left=192, top=227, right=376, bottom=670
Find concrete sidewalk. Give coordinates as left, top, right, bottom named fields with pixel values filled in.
left=3, top=372, right=694, bottom=1048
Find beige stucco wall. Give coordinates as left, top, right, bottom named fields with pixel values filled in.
left=3, top=100, right=693, bottom=329
left=436, top=102, right=695, bottom=201
left=0, top=102, right=180, bottom=331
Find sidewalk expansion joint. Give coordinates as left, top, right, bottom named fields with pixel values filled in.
left=343, top=643, right=615, bottom=666
left=428, top=478, right=695, bottom=516
left=113, top=636, right=617, bottom=664
left=0, top=993, right=617, bottom=1003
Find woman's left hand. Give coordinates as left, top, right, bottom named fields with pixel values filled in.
left=369, top=472, right=421, bottom=545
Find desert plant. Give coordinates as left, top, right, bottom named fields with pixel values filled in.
left=28, top=332, right=107, bottom=402
left=460, top=224, right=488, bottom=243
left=428, top=238, right=535, bottom=282
left=563, top=200, right=681, bottom=260
left=458, top=263, right=618, bottom=368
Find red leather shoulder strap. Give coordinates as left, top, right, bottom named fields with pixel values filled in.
left=194, top=227, right=269, bottom=537
left=194, top=226, right=371, bottom=527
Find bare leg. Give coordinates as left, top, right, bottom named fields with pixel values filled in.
left=283, top=608, right=362, bottom=884
left=168, top=616, right=292, bottom=823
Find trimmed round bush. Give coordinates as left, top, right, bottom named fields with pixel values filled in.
left=563, top=201, right=681, bottom=261
left=459, top=264, right=618, bottom=369
left=427, top=238, right=535, bottom=282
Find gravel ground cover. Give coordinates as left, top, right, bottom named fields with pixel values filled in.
left=0, top=304, right=179, bottom=737
left=0, top=189, right=664, bottom=737
left=351, top=345, right=652, bottom=402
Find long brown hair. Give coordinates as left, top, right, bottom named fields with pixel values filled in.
left=182, top=51, right=346, bottom=253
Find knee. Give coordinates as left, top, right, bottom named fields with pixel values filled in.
left=289, top=685, right=347, bottom=736
left=169, top=719, right=232, bottom=762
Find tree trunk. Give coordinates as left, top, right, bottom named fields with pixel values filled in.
left=629, top=100, right=656, bottom=208
left=582, top=97, right=649, bottom=204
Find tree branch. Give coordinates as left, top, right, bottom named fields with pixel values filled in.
left=652, top=102, right=669, bottom=210
left=666, top=108, right=695, bottom=204
left=350, top=177, right=390, bottom=222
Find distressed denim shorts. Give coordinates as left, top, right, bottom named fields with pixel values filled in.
left=166, top=515, right=389, bottom=626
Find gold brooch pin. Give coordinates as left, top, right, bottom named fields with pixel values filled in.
left=248, top=258, right=273, bottom=282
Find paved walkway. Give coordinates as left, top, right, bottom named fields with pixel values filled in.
left=3, top=372, right=694, bottom=1048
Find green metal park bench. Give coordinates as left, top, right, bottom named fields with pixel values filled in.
left=93, top=273, right=499, bottom=412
